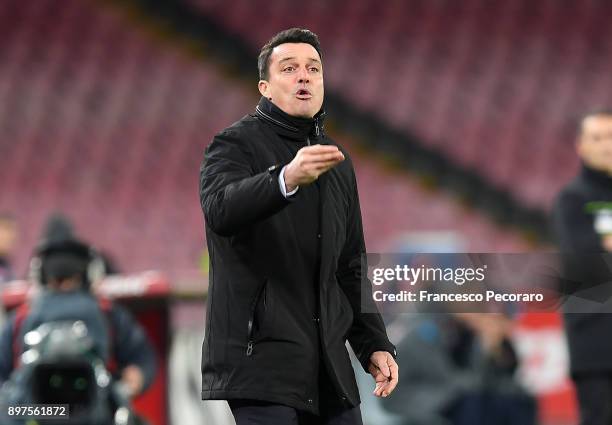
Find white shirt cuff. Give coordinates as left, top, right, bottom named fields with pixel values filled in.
left=279, top=165, right=299, bottom=197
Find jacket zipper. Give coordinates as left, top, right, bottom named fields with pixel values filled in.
left=256, top=105, right=324, bottom=139
left=246, top=320, right=254, bottom=356
left=246, top=280, right=267, bottom=356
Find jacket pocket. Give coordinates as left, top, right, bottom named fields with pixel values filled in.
left=246, top=279, right=269, bottom=356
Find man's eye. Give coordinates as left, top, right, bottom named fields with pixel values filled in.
left=283, top=66, right=295, bottom=72
left=310, top=67, right=320, bottom=72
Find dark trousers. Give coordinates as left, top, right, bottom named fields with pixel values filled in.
left=228, top=363, right=363, bottom=425
left=573, top=373, right=612, bottom=425
left=229, top=400, right=363, bottom=425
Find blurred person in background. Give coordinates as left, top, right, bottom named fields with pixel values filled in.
left=0, top=213, right=18, bottom=284
left=381, top=313, right=535, bottom=425
left=42, top=212, right=75, bottom=244
left=0, top=235, right=157, bottom=398
left=553, top=109, right=612, bottom=425
left=199, top=28, right=398, bottom=425
left=41, top=212, right=121, bottom=274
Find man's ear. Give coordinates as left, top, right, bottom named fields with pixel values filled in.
left=258, top=80, right=270, bottom=99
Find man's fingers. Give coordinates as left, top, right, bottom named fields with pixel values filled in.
left=374, top=355, right=391, bottom=379
left=373, top=384, right=384, bottom=397
left=312, top=160, right=343, bottom=172
left=300, top=148, right=345, bottom=164
left=301, top=160, right=343, bottom=178
left=380, top=359, right=399, bottom=397
left=373, top=378, right=395, bottom=397
left=373, top=381, right=389, bottom=397
left=308, top=159, right=344, bottom=171
left=384, top=368, right=399, bottom=396
left=390, top=360, right=399, bottom=382
left=370, top=369, right=387, bottom=383
left=388, top=358, right=398, bottom=380
left=373, top=378, right=394, bottom=397
left=369, top=353, right=399, bottom=398
left=369, top=352, right=390, bottom=379
left=306, top=152, right=345, bottom=163
left=302, top=144, right=341, bottom=154
left=287, top=145, right=344, bottom=187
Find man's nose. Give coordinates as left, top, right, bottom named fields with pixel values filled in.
left=297, top=67, right=310, bottom=83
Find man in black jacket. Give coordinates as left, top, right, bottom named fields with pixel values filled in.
left=199, top=28, right=398, bottom=424
left=553, top=110, right=612, bottom=425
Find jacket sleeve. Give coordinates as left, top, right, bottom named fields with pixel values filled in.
left=552, top=189, right=609, bottom=297
left=200, top=129, right=294, bottom=236
left=0, top=315, right=15, bottom=383
left=552, top=189, right=601, bottom=252
left=110, top=305, right=157, bottom=392
left=336, top=159, right=396, bottom=372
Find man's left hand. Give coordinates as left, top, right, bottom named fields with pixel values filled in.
left=367, top=351, right=398, bottom=398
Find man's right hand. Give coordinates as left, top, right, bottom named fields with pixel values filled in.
left=284, top=145, right=345, bottom=192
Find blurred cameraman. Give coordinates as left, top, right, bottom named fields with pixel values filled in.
left=0, top=236, right=157, bottom=398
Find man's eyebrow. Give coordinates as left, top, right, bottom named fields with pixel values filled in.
left=278, top=57, right=321, bottom=65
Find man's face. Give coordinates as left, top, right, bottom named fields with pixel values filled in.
left=0, top=219, right=17, bottom=256
left=259, top=43, right=324, bottom=118
left=578, top=114, right=612, bottom=174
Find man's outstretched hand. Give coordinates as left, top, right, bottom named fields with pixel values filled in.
left=284, top=145, right=344, bottom=192
left=368, top=351, right=399, bottom=398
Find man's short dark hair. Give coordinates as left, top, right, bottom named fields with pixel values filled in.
left=258, top=28, right=322, bottom=80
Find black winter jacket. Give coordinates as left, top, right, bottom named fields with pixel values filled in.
left=199, top=97, right=396, bottom=414
left=553, top=165, right=612, bottom=374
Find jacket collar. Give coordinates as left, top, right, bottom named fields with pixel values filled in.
left=581, top=164, right=612, bottom=189
left=254, top=96, right=325, bottom=142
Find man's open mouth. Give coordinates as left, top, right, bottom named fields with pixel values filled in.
left=295, top=89, right=312, bottom=99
